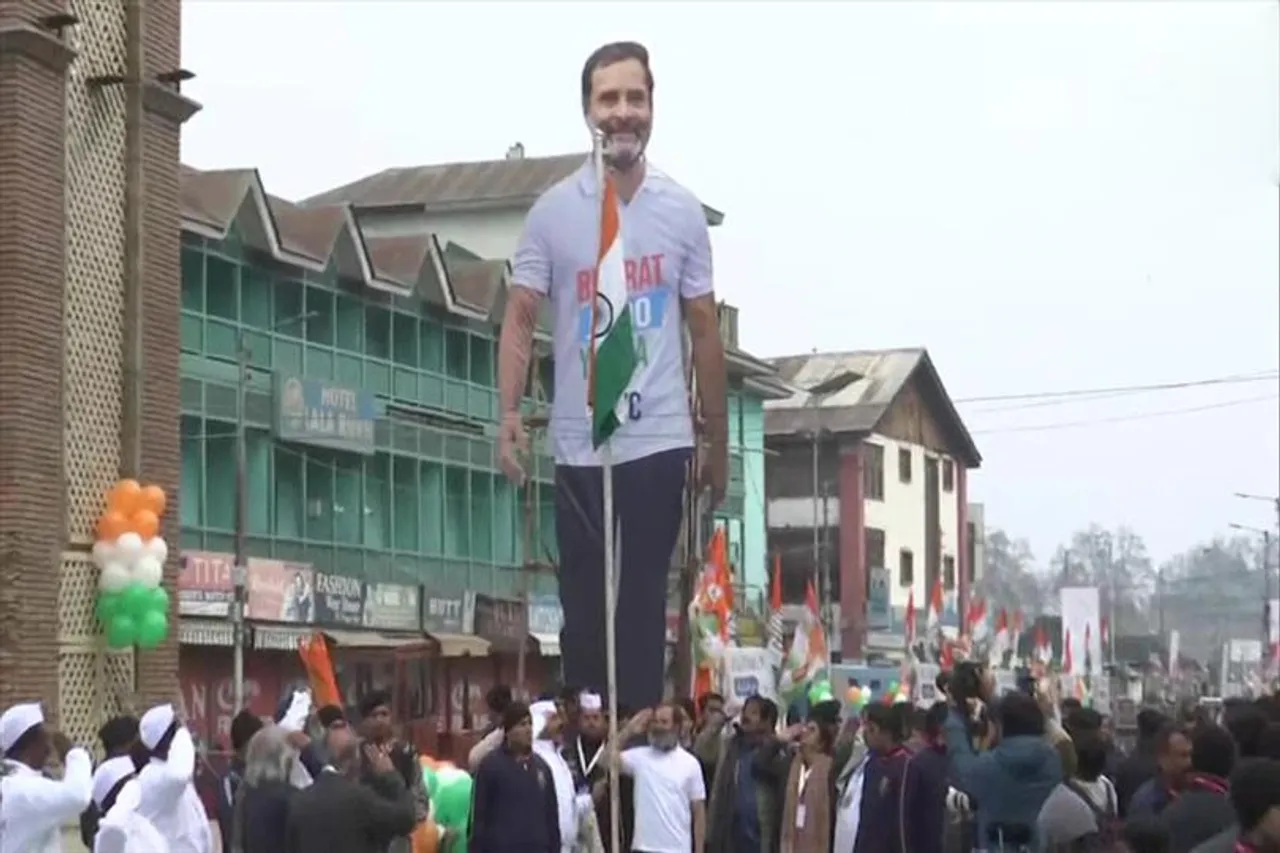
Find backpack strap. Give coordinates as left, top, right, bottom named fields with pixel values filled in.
left=1063, top=780, right=1114, bottom=824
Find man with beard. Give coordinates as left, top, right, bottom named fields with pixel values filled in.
left=696, top=695, right=780, bottom=853
left=616, top=704, right=705, bottom=853
left=496, top=39, right=729, bottom=713
left=136, top=703, right=213, bottom=853
left=566, top=692, right=635, bottom=851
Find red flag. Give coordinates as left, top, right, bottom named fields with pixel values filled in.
left=904, top=588, right=917, bottom=650
left=770, top=552, right=782, bottom=612
left=1063, top=628, right=1074, bottom=674
left=927, top=579, right=944, bottom=633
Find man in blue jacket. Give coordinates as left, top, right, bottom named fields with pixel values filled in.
left=854, top=703, right=913, bottom=853
left=945, top=690, right=1063, bottom=850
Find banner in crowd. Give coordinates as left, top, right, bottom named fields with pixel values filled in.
left=312, top=571, right=364, bottom=627
left=722, top=647, right=777, bottom=708
left=363, top=582, right=421, bottom=632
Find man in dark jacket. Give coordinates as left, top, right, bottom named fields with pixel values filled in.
left=471, top=701, right=561, bottom=853
left=1131, top=723, right=1194, bottom=818
left=286, top=724, right=417, bottom=853
left=903, top=703, right=949, bottom=853
left=1117, top=709, right=1171, bottom=817
left=696, top=695, right=784, bottom=853
left=1191, top=758, right=1280, bottom=853
left=853, top=703, right=914, bottom=853
left=1161, top=725, right=1236, bottom=853
left=217, top=709, right=264, bottom=853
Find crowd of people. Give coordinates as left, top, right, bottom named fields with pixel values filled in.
left=455, top=667, right=1280, bottom=853
left=7, top=668, right=1280, bottom=853
left=0, top=689, right=430, bottom=853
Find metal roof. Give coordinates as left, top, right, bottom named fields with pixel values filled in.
left=764, top=347, right=982, bottom=467
left=298, top=152, right=725, bottom=225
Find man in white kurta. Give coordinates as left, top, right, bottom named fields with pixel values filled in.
left=0, top=702, right=93, bottom=853
left=91, top=755, right=168, bottom=853
left=134, top=705, right=212, bottom=853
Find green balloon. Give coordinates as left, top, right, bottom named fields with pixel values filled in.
left=808, top=680, right=835, bottom=704
left=433, top=769, right=473, bottom=829
left=95, top=592, right=121, bottom=625
left=147, top=585, right=170, bottom=615
left=120, top=583, right=151, bottom=619
left=888, top=680, right=900, bottom=694
left=106, top=615, right=139, bottom=649
left=136, top=610, right=167, bottom=649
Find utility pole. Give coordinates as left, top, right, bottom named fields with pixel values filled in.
left=233, top=313, right=314, bottom=712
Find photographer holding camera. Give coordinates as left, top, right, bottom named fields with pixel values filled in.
left=944, top=664, right=1063, bottom=852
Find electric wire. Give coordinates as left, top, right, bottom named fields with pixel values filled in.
left=953, top=370, right=1280, bottom=405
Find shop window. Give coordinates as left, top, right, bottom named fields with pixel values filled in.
left=305, top=286, right=335, bottom=346
left=420, top=321, right=445, bottom=373
left=204, top=420, right=235, bottom=531
left=393, top=314, right=419, bottom=369
left=246, top=428, right=271, bottom=536
left=469, top=335, right=495, bottom=387
left=393, top=456, right=419, bottom=552
left=420, top=462, right=445, bottom=556
left=274, top=446, right=304, bottom=539
left=443, top=467, right=468, bottom=558
left=181, top=249, right=204, bottom=312
left=363, top=453, right=391, bottom=549
left=445, top=329, right=469, bottom=381
left=305, top=452, right=334, bottom=541
left=470, top=471, right=493, bottom=562
left=180, top=416, right=203, bottom=529
left=274, top=278, right=304, bottom=336
left=365, top=305, right=391, bottom=360
left=205, top=257, right=239, bottom=321
left=334, top=454, right=362, bottom=545
left=241, top=267, right=272, bottom=332
left=335, top=294, right=363, bottom=353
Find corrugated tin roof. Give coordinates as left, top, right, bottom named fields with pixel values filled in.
left=179, top=165, right=496, bottom=321
left=764, top=347, right=982, bottom=467
left=299, top=152, right=725, bottom=225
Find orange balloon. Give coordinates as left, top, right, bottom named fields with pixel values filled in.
left=130, top=509, right=160, bottom=540
left=107, top=479, right=143, bottom=514
left=96, top=510, right=130, bottom=542
left=140, top=484, right=167, bottom=517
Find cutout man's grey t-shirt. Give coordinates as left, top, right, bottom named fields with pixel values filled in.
left=512, top=161, right=714, bottom=467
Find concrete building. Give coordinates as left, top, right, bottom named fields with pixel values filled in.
left=309, top=147, right=790, bottom=606
left=0, top=0, right=197, bottom=741
left=764, top=348, right=981, bottom=659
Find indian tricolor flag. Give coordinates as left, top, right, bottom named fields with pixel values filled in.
left=587, top=171, right=638, bottom=447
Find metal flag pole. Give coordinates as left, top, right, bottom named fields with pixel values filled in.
left=593, top=126, right=623, bottom=853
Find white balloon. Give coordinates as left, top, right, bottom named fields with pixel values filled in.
left=115, top=532, right=144, bottom=562
left=132, top=555, right=163, bottom=588
left=91, top=540, right=116, bottom=570
left=100, top=561, right=130, bottom=592
left=142, top=537, right=168, bottom=565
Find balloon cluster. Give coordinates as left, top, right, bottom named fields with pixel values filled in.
left=93, top=479, right=171, bottom=650
left=845, top=680, right=911, bottom=710
left=419, top=755, right=472, bottom=851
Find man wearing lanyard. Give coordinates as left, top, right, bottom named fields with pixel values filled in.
left=565, top=692, right=635, bottom=851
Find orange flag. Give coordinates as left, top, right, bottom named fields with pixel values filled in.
left=298, top=632, right=342, bottom=709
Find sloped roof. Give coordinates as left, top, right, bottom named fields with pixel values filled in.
left=300, top=152, right=725, bottom=226
left=179, top=165, right=491, bottom=320
left=764, top=347, right=981, bottom=467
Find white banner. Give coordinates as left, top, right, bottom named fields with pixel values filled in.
left=722, top=647, right=778, bottom=708
left=1060, top=586, right=1102, bottom=677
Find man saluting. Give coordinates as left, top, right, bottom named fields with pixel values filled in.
left=0, top=701, right=93, bottom=853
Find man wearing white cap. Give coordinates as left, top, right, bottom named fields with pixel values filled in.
left=134, top=704, right=211, bottom=853
left=90, top=755, right=167, bottom=853
left=531, top=701, right=595, bottom=853
left=0, top=701, right=92, bottom=853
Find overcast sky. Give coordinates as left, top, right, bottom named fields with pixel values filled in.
left=182, top=1, right=1280, bottom=567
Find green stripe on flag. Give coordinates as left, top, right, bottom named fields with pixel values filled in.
left=591, top=305, right=637, bottom=448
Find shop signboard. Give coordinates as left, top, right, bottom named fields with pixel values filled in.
left=312, top=571, right=365, bottom=627
left=276, top=374, right=377, bottom=455
left=363, top=582, right=420, bottom=632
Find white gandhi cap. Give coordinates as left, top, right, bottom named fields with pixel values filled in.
left=92, top=755, right=136, bottom=808
left=0, top=702, right=44, bottom=753
left=139, top=703, right=176, bottom=750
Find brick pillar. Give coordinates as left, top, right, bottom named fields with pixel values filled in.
left=838, top=445, right=866, bottom=659
left=135, top=0, right=199, bottom=707
left=0, top=10, right=73, bottom=713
